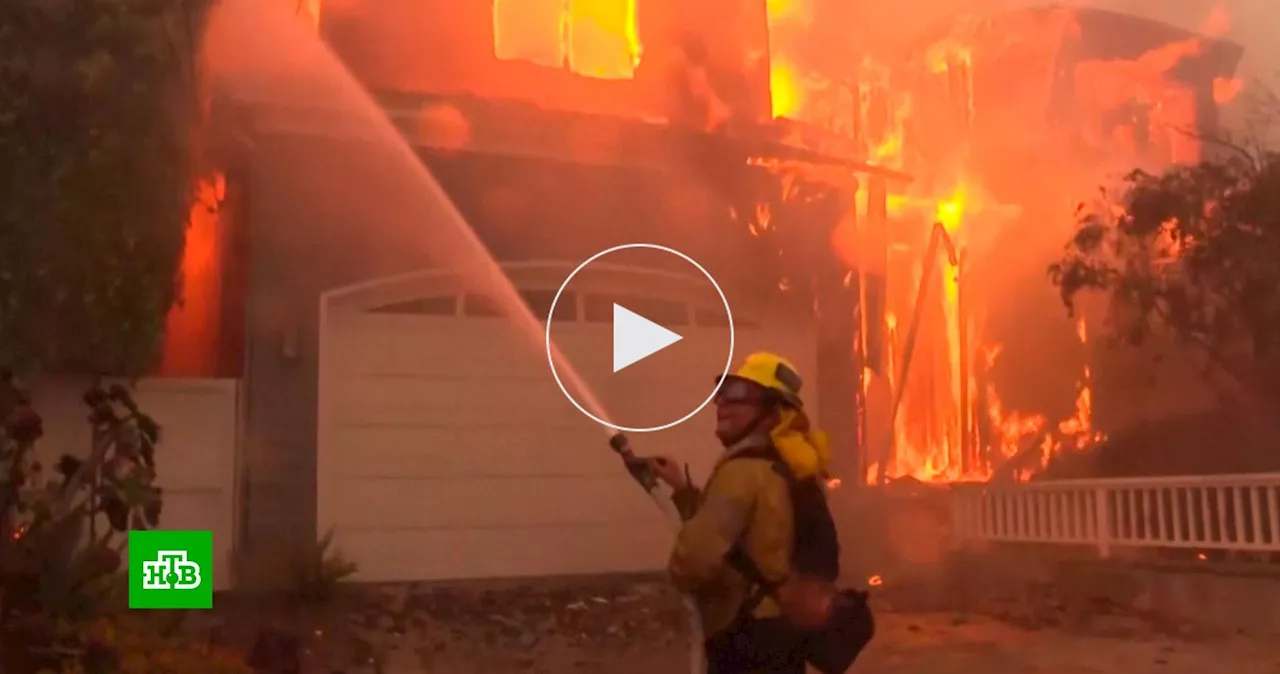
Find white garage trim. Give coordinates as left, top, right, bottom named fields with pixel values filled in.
left=317, top=262, right=817, bottom=582
left=320, top=260, right=737, bottom=311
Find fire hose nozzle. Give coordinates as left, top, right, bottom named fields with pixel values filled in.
left=609, top=433, right=658, bottom=491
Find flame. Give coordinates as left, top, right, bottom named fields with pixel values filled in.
left=297, top=0, right=322, bottom=26
left=867, top=574, right=883, bottom=587
left=1199, top=4, right=1231, bottom=38
left=861, top=59, right=912, bottom=167
left=746, top=6, right=1236, bottom=484
left=766, top=0, right=810, bottom=119
left=771, top=59, right=803, bottom=119
left=1074, top=35, right=1212, bottom=166
left=159, top=174, right=227, bottom=377
left=867, top=174, right=1101, bottom=482
left=1213, top=77, right=1243, bottom=105
left=492, top=0, right=641, bottom=80
left=766, top=0, right=805, bottom=21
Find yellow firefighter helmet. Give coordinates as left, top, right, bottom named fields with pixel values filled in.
left=717, top=351, right=805, bottom=408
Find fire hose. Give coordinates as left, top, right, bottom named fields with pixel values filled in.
left=607, top=432, right=706, bottom=674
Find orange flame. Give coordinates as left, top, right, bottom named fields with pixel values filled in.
left=766, top=0, right=811, bottom=119
left=753, top=6, right=1234, bottom=485
left=493, top=0, right=642, bottom=80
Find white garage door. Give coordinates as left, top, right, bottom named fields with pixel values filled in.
left=317, top=263, right=817, bottom=582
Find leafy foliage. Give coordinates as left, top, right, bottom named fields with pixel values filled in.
left=0, top=374, right=193, bottom=672
left=1049, top=150, right=1280, bottom=414
left=0, top=0, right=216, bottom=375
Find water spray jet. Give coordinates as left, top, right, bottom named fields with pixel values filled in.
left=205, top=1, right=704, bottom=670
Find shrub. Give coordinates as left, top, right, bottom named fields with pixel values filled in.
left=0, top=374, right=244, bottom=672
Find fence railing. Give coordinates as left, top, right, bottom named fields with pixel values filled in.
left=950, top=473, right=1280, bottom=557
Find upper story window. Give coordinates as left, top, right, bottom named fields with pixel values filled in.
left=492, top=0, right=642, bottom=80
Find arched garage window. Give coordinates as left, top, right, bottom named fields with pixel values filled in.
left=583, top=294, right=687, bottom=327
left=492, top=0, right=641, bottom=80
left=463, top=290, right=577, bottom=321
left=693, top=306, right=760, bottom=329
left=369, top=295, right=458, bottom=316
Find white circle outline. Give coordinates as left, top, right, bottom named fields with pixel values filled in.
left=545, top=243, right=735, bottom=433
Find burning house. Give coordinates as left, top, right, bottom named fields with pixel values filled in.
left=178, top=0, right=911, bottom=586
left=146, top=0, right=1247, bottom=586
left=839, top=7, right=1245, bottom=486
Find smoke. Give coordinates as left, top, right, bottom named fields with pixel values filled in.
left=846, top=0, right=1276, bottom=77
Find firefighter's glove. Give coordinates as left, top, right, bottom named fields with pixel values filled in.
left=646, top=456, right=689, bottom=490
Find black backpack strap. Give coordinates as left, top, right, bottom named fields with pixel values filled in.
left=725, top=545, right=783, bottom=619
left=718, top=444, right=794, bottom=621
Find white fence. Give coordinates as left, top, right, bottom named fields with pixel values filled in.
left=31, top=377, right=241, bottom=589
left=950, top=474, right=1280, bottom=557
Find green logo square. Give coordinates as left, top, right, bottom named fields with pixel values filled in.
left=128, top=530, right=214, bottom=609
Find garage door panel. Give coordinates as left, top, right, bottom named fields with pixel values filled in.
left=320, top=267, right=819, bottom=582
left=555, top=334, right=729, bottom=383
left=636, top=417, right=722, bottom=475
left=596, top=386, right=714, bottom=426
left=329, top=425, right=618, bottom=478
left=336, top=374, right=583, bottom=426
left=339, top=521, right=673, bottom=582
left=334, top=476, right=659, bottom=530
left=331, top=320, right=598, bottom=380
left=332, top=337, right=539, bottom=380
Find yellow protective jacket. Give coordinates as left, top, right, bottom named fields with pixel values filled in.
left=667, top=410, right=830, bottom=637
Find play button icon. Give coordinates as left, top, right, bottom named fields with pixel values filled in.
left=546, top=243, right=735, bottom=433
left=612, top=304, right=683, bottom=372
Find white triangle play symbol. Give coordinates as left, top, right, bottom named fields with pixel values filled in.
left=612, top=303, right=683, bottom=373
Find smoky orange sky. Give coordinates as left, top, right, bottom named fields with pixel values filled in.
left=851, top=0, right=1277, bottom=79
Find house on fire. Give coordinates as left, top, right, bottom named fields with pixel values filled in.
left=53, top=0, right=906, bottom=589
left=899, top=5, right=1245, bottom=442
left=30, top=2, right=1243, bottom=589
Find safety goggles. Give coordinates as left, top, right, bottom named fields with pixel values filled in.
left=714, top=376, right=766, bottom=405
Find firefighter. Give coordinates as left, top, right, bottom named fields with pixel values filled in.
left=644, top=351, right=839, bottom=674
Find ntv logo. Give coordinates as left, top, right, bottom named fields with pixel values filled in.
left=141, top=550, right=202, bottom=590
left=128, top=530, right=213, bottom=609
